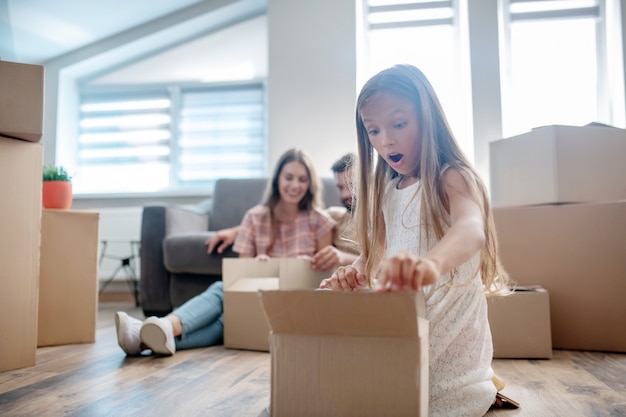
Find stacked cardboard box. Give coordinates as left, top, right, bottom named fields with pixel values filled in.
left=490, top=124, right=626, bottom=353
left=0, top=60, right=44, bottom=142
left=0, top=60, right=44, bottom=371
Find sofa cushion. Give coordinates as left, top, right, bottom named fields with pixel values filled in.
left=163, top=232, right=238, bottom=275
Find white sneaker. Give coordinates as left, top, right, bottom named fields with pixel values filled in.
left=140, top=317, right=176, bottom=356
left=115, top=311, right=144, bottom=356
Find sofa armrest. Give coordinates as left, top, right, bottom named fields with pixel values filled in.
left=164, top=231, right=237, bottom=276
left=140, top=204, right=209, bottom=316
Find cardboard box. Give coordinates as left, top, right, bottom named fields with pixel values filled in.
left=494, top=202, right=626, bottom=352
left=0, top=61, right=44, bottom=142
left=488, top=286, right=552, bottom=358
left=38, top=209, right=100, bottom=346
left=489, top=124, right=626, bottom=207
left=0, top=137, right=42, bottom=371
left=260, top=290, right=428, bottom=417
left=222, top=258, right=333, bottom=352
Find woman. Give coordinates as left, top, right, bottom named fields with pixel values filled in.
left=115, top=148, right=335, bottom=356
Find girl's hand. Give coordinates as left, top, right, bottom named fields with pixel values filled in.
left=255, top=254, right=270, bottom=262
left=319, top=265, right=368, bottom=291
left=376, top=251, right=440, bottom=292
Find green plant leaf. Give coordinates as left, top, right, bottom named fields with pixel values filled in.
left=43, top=165, right=72, bottom=182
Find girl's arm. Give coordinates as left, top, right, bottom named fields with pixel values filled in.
left=318, top=252, right=368, bottom=291
left=377, top=168, right=485, bottom=291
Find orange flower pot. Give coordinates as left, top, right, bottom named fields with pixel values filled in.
left=42, top=181, right=73, bottom=209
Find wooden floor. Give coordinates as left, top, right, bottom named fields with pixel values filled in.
left=1, top=302, right=625, bottom=417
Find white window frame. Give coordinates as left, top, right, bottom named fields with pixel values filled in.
left=499, top=0, right=625, bottom=138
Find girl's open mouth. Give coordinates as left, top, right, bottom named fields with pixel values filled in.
left=389, top=153, right=403, bottom=163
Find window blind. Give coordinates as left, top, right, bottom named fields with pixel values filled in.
left=75, top=83, right=266, bottom=194
left=177, top=84, right=266, bottom=185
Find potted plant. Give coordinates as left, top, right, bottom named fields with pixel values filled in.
left=42, top=165, right=73, bottom=209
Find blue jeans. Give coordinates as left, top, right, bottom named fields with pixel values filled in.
left=171, top=281, right=224, bottom=350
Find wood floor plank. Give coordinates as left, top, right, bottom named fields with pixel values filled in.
left=1, top=303, right=624, bottom=417
left=488, top=351, right=626, bottom=416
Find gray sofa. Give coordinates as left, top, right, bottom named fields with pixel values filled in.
left=139, top=177, right=341, bottom=317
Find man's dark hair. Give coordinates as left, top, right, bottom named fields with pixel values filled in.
left=331, top=153, right=355, bottom=174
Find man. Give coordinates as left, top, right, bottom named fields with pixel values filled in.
left=310, top=152, right=358, bottom=271
left=205, top=152, right=358, bottom=272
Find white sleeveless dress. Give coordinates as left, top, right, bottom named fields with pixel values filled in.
left=383, top=177, right=496, bottom=417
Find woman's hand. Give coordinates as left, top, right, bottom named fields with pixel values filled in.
left=205, top=226, right=240, bottom=254
left=255, top=254, right=270, bottom=262
left=376, top=251, right=440, bottom=292
left=319, top=265, right=368, bottom=291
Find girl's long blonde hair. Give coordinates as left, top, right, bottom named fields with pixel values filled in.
left=354, top=64, right=509, bottom=294
left=262, top=148, right=323, bottom=251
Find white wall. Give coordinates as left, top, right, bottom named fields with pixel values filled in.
left=467, top=0, right=502, bottom=190
left=267, top=0, right=358, bottom=171
left=97, top=207, right=143, bottom=281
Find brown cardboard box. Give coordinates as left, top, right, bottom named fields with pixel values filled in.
left=260, top=290, right=428, bottom=417
left=494, top=202, right=626, bottom=352
left=222, top=258, right=333, bottom=352
left=488, top=287, right=552, bottom=358
left=0, top=61, right=44, bottom=142
left=489, top=124, right=626, bottom=207
left=0, top=137, right=42, bottom=371
left=38, top=209, right=100, bottom=346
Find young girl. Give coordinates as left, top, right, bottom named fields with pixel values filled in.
left=319, top=64, right=509, bottom=416
left=116, top=148, right=335, bottom=356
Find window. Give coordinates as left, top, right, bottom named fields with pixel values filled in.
left=363, top=0, right=624, bottom=164
left=363, top=0, right=474, bottom=160
left=500, top=0, right=625, bottom=137
left=75, top=83, right=266, bottom=194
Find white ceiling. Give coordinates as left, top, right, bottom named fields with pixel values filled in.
left=0, top=0, right=267, bottom=84
left=0, top=0, right=208, bottom=64
left=90, top=15, right=267, bottom=85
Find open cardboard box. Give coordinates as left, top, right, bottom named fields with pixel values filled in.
left=488, top=286, right=552, bottom=359
left=222, top=258, right=333, bottom=351
left=259, top=289, right=428, bottom=417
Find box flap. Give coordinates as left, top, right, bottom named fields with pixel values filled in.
left=227, top=277, right=279, bottom=292
left=222, top=258, right=281, bottom=288
left=514, top=285, right=547, bottom=293
left=279, top=258, right=331, bottom=289
left=259, top=289, right=426, bottom=338
left=490, top=285, right=547, bottom=296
